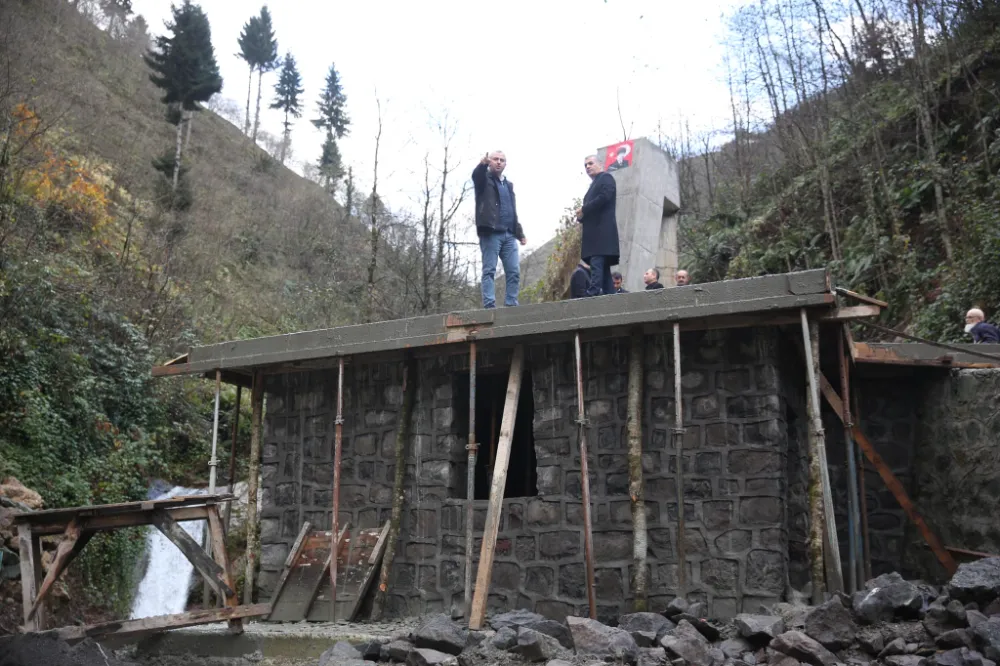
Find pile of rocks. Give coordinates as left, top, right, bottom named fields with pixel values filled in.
left=313, top=557, right=1000, bottom=666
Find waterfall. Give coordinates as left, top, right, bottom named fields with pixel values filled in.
left=130, top=486, right=207, bottom=619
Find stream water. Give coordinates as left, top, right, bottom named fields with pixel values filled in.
left=129, top=486, right=206, bottom=620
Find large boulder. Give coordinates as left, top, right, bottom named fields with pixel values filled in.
left=491, top=609, right=546, bottom=630
left=804, top=597, right=857, bottom=650
left=490, top=627, right=518, bottom=650
left=514, top=627, right=563, bottom=663
left=854, top=573, right=923, bottom=624
left=720, top=637, right=753, bottom=659
left=567, top=616, right=639, bottom=664
left=413, top=614, right=469, bottom=656
left=659, top=619, right=715, bottom=666
left=319, top=641, right=363, bottom=665
left=949, top=559, right=1000, bottom=607
left=386, top=640, right=415, bottom=662
left=664, top=597, right=689, bottom=619
left=676, top=613, right=722, bottom=641
left=769, top=631, right=839, bottom=666
left=407, top=647, right=457, bottom=666
left=972, top=617, right=1000, bottom=661
left=524, top=619, right=574, bottom=649
left=620, top=612, right=676, bottom=642
left=736, top=614, right=786, bottom=642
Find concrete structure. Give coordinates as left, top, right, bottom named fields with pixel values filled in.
left=153, top=271, right=1000, bottom=622
left=597, top=138, right=681, bottom=292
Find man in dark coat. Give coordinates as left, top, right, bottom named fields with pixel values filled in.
left=472, top=151, right=527, bottom=309
left=575, top=155, right=620, bottom=297
left=643, top=268, right=664, bottom=290
left=612, top=272, right=628, bottom=293
left=965, top=308, right=1000, bottom=343
left=570, top=261, right=590, bottom=299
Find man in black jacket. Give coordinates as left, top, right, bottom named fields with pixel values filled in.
left=643, top=268, right=664, bottom=290
left=570, top=261, right=590, bottom=299
left=472, top=151, right=527, bottom=309
left=575, top=155, right=620, bottom=297
left=965, top=308, right=1000, bottom=343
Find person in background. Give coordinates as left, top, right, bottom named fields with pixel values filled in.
left=675, top=269, right=690, bottom=286
left=570, top=260, right=591, bottom=299
left=965, top=308, right=1000, bottom=343
left=576, top=155, right=621, bottom=297
left=612, top=272, right=628, bottom=293
left=472, top=150, right=527, bottom=309
left=643, top=268, right=664, bottom=290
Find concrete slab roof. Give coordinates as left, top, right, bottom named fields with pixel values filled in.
left=153, top=269, right=836, bottom=379
left=856, top=342, right=1000, bottom=368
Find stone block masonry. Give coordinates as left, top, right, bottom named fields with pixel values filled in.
left=257, top=327, right=795, bottom=620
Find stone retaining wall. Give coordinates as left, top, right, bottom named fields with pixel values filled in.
left=257, top=328, right=795, bottom=620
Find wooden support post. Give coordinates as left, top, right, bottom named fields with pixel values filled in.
left=818, top=373, right=958, bottom=576
left=626, top=329, right=648, bottom=611
left=224, top=384, right=242, bottom=530
left=464, top=341, right=477, bottom=613
left=573, top=335, right=598, bottom=620
left=151, top=509, right=235, bottom=599
left=18, top=525, right=43, bottom=632
left=469, top=345, right=525, bottom=629
left=206, top=505, right=242, bottom=633
left=852, top=387, right=872, bottom=581
left=672, top=324, right=687, bottom=599
left=330, top=357, right=345, bottom=620
left=204, top=369, right=223, bottom=608
left=838, top=331, right=863, bottom=593
left=244, top=370, right=264, bottom=604
left=371, top=359, right=416, bottom=620
left=801, top=310, right=844, bottom=599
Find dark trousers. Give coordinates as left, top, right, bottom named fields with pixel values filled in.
left=585, top=255, right=614, bottom=297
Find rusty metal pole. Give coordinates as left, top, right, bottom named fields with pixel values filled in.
left=464, top=342, right=478, bottom=613
left=208, top=370, right=222, bottom=493
left=672, top=324, right=687, bottom=598
left=838, top=334, right=860, bottom=593
left=330, top=357, right=345, bottom=619
left=574, top=333, right=597, bottom=620
left=224, top=385, right=242, bottom=530
left=852, top=387, right=873, bottom=581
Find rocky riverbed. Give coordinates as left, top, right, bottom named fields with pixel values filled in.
left=4, top=557, right=1000, bottom=666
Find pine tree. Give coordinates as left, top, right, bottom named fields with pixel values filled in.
left=237, top=6, right=278, bottom=141
left=236, top=14, right=260, bottom=136
left=144, top=0, right=223, bottom=193
left=313, top=63, right=349, bottom=193
left=318, top=134, right=343, bottom=193
left=270, top=52, right=303, bottom=165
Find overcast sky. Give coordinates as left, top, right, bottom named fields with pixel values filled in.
left=132, top=0, right=742, bottom=252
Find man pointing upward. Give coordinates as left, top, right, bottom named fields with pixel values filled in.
left=472, top=151, right=527, bottom=309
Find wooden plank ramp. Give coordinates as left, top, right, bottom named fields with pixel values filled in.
left=267, top=528, right=338, bottom=622
left=307, top=521, right=390, bottom=621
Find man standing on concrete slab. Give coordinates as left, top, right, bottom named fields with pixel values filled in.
left=570, top=261, right=590, bottom=299
left=674, top=269, right=690, bottom=286
left=576, top=155, right=621, bottom=297
left=965, top=308, right=1000, bottom=343
left=472, top=151, right=527, bottom=309
left=644, top=268, right=664, bottom=290
left=612, top=272, right=628, bottom=293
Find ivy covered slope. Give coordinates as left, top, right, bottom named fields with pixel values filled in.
left=680, top=3, right=1000, bottom=341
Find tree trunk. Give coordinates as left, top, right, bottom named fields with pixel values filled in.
left=184, top=111, right=193, bottom=154
left=280, top=113, right=290, bottom=165
left=172, top=113, right=184, bottom=192
left=244, top=67, right=253, bottom=136
left=243, top=372, right=264, bottom=604
left=252, top=69, right=263, bottom=143
left=371, top=361, right=415, bottom=620
left=626, top=330, right=648, bottom=610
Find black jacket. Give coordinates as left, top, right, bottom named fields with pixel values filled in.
left=580, top=171, right=620, bottom=263
left=472, top=163, right=525, bottom=240
left=570, top=263, right=590, bottom=299
left=971, top=321, right=1000, bottom=343
left=645, top=282, right=664, bottom=290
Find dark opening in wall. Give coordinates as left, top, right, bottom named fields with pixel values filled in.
left=454, top=368, right=536, bottom=499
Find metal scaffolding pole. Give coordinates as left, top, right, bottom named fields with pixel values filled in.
left=464, top=342, right=478, bottom=613
left=574, top=333, right=597, bottom=619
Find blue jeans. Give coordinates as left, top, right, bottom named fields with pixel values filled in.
left=585, top=255, right=614, bottom=297
left=480, top=230, right=520, bottom=308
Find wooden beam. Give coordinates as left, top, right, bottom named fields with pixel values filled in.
left=245, top=370, right=264, bottom=604
left=25, top=506, right=211, bottom=536
left=28, top=519, right=83, bottom=621
left=818, top=373, right=958, bottom=575
left=206, top=506, right=242, bottom=634
left=469, top=344, right=524, bottom=630
left=150, top=510, right=235, bottom=599
left=348, top=521, right=391, bottom=621
left=41, top=603, right=271, bottom=643
left=266, top=521, right=312, bottom=620
left=14, top=494, right=231, bottom=525
left=834, top=286, right=889, bottom=308
left=18, top=525, right=41, bottom=632
left=305, top=525, right=350, bottom=617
